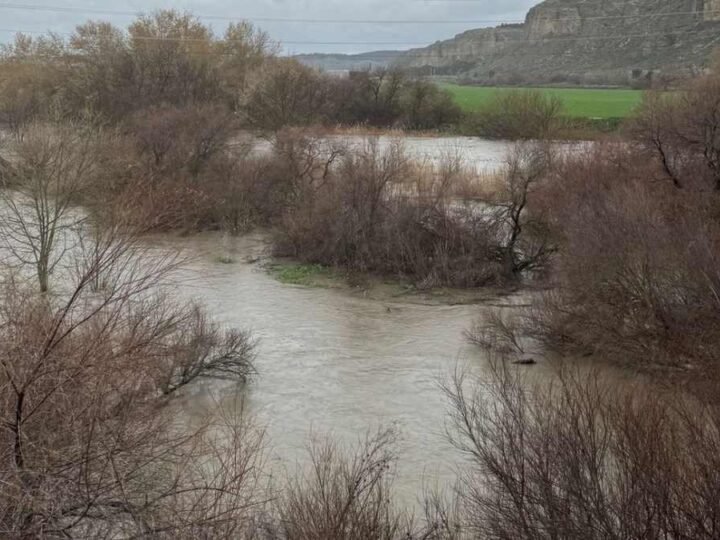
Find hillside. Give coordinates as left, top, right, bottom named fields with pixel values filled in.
left=298, top=0, right=720, bottom=86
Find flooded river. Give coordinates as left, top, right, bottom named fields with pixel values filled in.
left=248, top=132, right=543, bottom=172
left=161, top=135, right=552, bottom=507
left=161, top=231, right=534, bottom=508
left=0, top=132, right=551, bottom=508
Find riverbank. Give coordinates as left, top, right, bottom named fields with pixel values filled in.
left=266, top=259, right=523, bottom=306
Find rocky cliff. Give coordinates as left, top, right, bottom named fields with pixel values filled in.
left=395, top=0, right=720, bottom=85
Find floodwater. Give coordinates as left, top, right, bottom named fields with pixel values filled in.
left=248, top=133, right=525, bottom=172
left=0, top=131, right=561, bottom=508
left=161, top=135, right=554, bottom=508
left=162, top=231, right=535, bottom=508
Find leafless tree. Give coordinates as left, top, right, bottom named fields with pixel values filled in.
left=0, top=204, right=264, bottom=537
left=490, top=144, right=555, bottom=277
left=0, top=122, right=99, bottom=292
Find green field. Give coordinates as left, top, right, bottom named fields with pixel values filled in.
left=440, top=83, right=644, bottom=119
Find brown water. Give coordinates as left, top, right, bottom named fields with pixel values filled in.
left=156, top=133, right=563, bottom=508
left=158, top=231, right=537, bottom=508
left=249, top=133, right=519, bottom=172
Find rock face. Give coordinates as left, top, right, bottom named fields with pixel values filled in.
left=395, top=0, right=720, bottom=85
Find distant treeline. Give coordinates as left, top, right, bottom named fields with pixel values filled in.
left=0, top=11, right=460, bottom=133
left=0, top=10, right=620, bottom=139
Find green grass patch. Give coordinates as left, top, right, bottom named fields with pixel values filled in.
left=268, top=262, right=342, bottom=287
left=440, top=83, right=643, bottom=119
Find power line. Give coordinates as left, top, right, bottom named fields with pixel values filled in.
left=0, top=26, right=712, bottom=51
left=0, top=2, right=719, bottom=26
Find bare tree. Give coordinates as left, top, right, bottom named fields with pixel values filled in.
left=0, top=206, right=264, bottom=537
left=0, top=122, right=99, bottom=292
left=488, top=144, right=556, bottom=278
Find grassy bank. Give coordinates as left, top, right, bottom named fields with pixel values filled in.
left=268, top=262, right=344, bottom=287
left=265, top=261, right=519, bottom=306
left=440, top=83, right=643, bottom=119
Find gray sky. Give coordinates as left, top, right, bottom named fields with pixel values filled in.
left=0, top=1, right=538, bottom=54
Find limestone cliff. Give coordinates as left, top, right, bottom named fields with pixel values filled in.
left=395, top=0, right=720, bottom=85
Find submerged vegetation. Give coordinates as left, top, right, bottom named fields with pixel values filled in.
left=0, top=6, right=719, bottom=539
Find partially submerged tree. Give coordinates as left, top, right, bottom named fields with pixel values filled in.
left=156, top=304, right=256, bottom=396
left=0, top=203, right=262, bottom=537
left=490, top=144, right=555, bottom=277
left=0, top=122, right=100, bottom=292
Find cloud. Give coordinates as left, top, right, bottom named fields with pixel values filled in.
left=0, top=0, right=539, bottom=53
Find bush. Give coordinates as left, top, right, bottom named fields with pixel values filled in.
left=631, top=71, right=720, bottom=191
left=268, top=430, right=414, bottom=539
left=467, top=89, right=564, bottom=139
left=273, top=134, right=553, bottom=288
left=438, top=361, right=720, bottom=539
left=399, top=80, right=462, bottom=131
left=494, top=141, right=720, bottom=386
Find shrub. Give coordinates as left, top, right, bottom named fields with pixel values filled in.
left=400, top=80, right=462, bottom=131
left=268, top=430, right=415, bottom=539
left=631, top=70, right=720, bottom=191
left=274, top=135, right=553, bottom=288
left=468, top=90, right=564, bottom=139
left=495, top=141, right=720, bottom=385
left=439, top=361, right=720, bottom=539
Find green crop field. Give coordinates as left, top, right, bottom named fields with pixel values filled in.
left=440, top=83, right=644, bottom=119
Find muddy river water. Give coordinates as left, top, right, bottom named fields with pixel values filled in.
left=158, top=135, right=564, bottom=507
left=164, top=232, right=523, bottom=507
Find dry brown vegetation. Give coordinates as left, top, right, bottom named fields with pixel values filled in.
left=269, top=134, right=554, bottom=287
left=466, top=66, right=720, bottom=395
left=0, top=12, right=460, bottom=137
left=0, top=221, right=260, bottom=537
left=431, top=361, right=720, bottom=540
left=1, top=8, right=719, bottom=538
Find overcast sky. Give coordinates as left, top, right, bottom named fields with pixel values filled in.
left=0, top=1, right=539, bottom=54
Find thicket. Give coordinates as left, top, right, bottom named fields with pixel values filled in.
left=0, top=12, right=461, bottom=135
left=468, top=66, right=720, bottom=394
left=267, top=134, right=554, bottom=287
left=463, top=90, right=565, bottom=140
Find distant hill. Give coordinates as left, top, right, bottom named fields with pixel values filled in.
left=293, top=51, right=404, bottom=72
left=396, top=0, right=720, bottom=86
left=297, top=0, right=720, bottom=86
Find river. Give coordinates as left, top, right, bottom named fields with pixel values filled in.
left=162, top=233, right=508, bottom=506
left=159, top=135, right=561, bottom=508
left=247, top=132, right=543, bottom=172
left=0, top=132, right=555, bottom=509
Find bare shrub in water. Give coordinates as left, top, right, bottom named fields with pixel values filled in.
left=0, top=209, right=262, bottom=537
left=274, top=135, right=553, bottom=288
left=155, top=303, right=256, bottom=396
left=511, top=141, right=720, bottom=385
left=437, top=361, right=720, bottom=539
left=264, top=429, right=416, bottom=540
